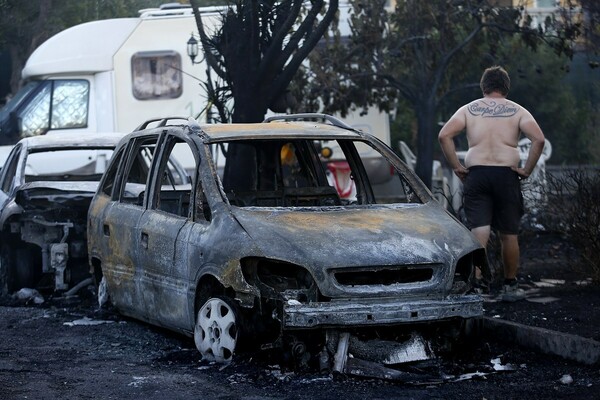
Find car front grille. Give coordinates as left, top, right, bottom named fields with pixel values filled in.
left=333, top=265, right=437, bottom=287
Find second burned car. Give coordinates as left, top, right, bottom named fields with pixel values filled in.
left=0, top=132, right=122, bottom=294
left=87, top=114, right=488, bottom=364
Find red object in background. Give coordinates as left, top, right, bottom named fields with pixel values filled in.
left=327, top=161, right=355, bottom=198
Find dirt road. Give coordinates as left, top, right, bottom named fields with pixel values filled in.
left=0, top=292, right=598, bottom=400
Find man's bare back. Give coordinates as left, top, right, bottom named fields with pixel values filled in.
left=462, top=96, right=523, bottom=168
left=438, top=92, right=545, bottom=181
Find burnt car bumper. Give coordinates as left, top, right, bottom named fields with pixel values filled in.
left=282, top=295, right=482, bottom=328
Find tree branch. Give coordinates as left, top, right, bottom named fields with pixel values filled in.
left=190, top=0, right=226, bottom=80
left=260, top=0, right=303, bottom=68
left=269, top=0, right=339, bottom=102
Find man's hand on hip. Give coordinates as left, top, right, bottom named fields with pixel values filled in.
left=512, top=166, right=530, bottom=180
left=454, top=165, right=469, bottom=182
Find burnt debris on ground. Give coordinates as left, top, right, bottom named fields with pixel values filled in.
left=0, top=231, right=598, bottom=399
left=1, top=292, right=599, bottom=400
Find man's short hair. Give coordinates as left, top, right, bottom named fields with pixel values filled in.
left=480, top=66, right=510, bottom=96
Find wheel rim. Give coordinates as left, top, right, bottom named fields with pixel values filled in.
left=97, top=276, right=109, bottom=308
left=194, top=298, right=238, bottom=362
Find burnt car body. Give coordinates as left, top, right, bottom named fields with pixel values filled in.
left=87, top=115, right=487, bottom=363
left=0, top=132, right=123, bottom=294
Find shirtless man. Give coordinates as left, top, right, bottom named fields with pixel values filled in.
left=438, top=66, right=545, bottom=302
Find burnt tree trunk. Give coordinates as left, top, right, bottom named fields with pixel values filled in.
left=415, top=100, right=435, bottom=189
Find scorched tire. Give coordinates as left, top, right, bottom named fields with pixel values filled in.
left=0, top=241, right=15, bottom=295
left=12, top=245, right=41, bottom=291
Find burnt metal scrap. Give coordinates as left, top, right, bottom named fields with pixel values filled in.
left=347, top=333, right=434, bottom=365
left=86, top=114, right=488, bottom=367
left=317, top=329, right=518, bottom=383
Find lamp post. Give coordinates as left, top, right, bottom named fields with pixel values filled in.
left=187, top=33, right=199, bottom=64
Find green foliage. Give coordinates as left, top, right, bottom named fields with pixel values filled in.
left=389, top=98, right=417, bottom=155
left=292, top=0, right=389, bottom=117
left=571, top=0, right=599, bottom=61
left=490, top=39, right=598, bottom=165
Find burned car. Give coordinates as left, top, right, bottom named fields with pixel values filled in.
left=0, top=132, right=123, bottom=294
left=87, top=114, right=487, bottom=366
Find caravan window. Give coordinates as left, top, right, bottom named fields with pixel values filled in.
left=131, top=51, right=183, bottom=100
left=19, top=80, right=89, bottom=138
left=50, top=81, right=89, bottom=130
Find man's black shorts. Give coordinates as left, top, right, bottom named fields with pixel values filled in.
left=462, top=166, right=524, bottom=234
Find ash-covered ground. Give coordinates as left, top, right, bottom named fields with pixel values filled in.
left=0, top=232, right=598, bottom=400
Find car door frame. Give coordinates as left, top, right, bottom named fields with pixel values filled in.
left=135, top=130, right=200, bottom=329
left=98, top=133, right=160, bottom=317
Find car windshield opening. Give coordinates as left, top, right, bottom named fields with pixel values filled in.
left=211, top=138, right=421, bottom=207
left=25, top=148, right=114, bottom=182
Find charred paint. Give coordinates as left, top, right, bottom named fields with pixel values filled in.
left=260, top=205, right=443, bottom=235
left=220, top=259, right=245, bottom=287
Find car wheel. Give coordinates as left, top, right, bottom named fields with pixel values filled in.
left=194, top=297, right=239, bottom=363
left=0, top=241, right=15, bottom=295
left=12, top=245, right=41, bottom=291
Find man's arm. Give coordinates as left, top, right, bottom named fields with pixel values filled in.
left=438, top=108, right=469, bottom=181
left=516, top=111, right=545, bottom=179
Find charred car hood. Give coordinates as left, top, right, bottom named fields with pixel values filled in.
left=231, top=203, right=480, bottom=268
left=15, top=181, right=99, bottom=210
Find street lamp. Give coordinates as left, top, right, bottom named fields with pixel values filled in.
left=187, top=33, right=199, bottom=64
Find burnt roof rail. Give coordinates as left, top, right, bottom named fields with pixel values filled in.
left=134, top=116, right=190, bottom=132
left=134, top=113, right=354, bottom=133
left=263, top=113, right=353, bottom=130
